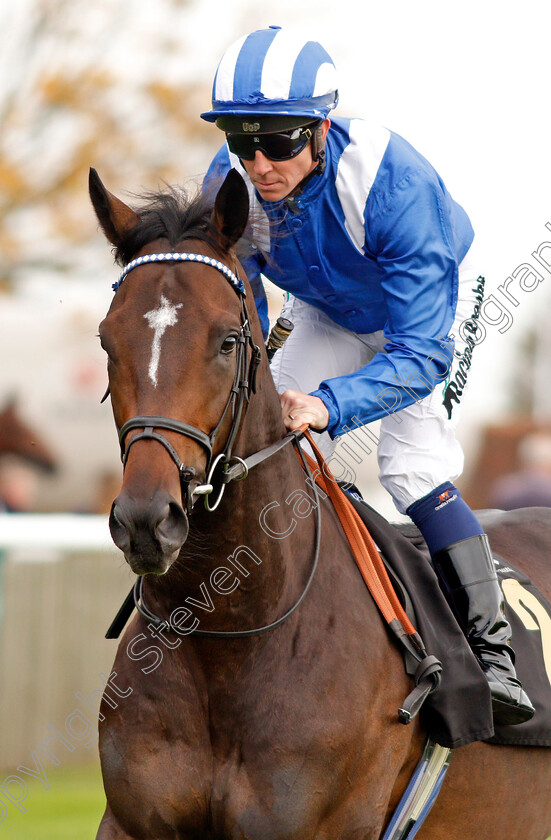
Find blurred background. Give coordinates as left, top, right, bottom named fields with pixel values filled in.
left=1, top=0, right=551, bottom=835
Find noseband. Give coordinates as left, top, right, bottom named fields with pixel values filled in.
left=114, top=252, right=262, bottom=513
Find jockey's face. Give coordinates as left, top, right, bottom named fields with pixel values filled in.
left=239, top=120, right=329, bottom=203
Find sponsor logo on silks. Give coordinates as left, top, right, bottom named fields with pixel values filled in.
left=242, top=122, right=261, bottom=132
left=435, top=491, right=458, bottom=511
left=443, top=276, right=485, bottom=419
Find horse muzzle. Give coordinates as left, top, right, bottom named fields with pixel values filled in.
left=109, top=491, right=189, bottom=575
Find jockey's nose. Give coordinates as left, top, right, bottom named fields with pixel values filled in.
left=252, top=150, right=273, bottom=174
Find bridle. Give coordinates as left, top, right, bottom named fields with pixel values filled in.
left=114, top=252, right=262, bottom=514
left=106, top=250, right=322, bottom=640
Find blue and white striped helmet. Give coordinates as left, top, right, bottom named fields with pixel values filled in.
left=201, top=26, right=339, bottom=127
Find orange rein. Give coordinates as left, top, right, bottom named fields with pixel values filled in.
left=299, top=429, right=416, bottom=636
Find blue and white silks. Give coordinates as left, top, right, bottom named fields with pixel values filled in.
left=204, top=117, right=474, bottom=438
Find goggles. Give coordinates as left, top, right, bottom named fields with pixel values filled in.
left=225, top=124, right=316, bottom=162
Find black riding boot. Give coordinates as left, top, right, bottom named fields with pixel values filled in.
left=432, top=534, right=535, bottom=726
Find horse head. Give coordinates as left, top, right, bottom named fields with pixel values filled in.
left=90, top=168, right=274, bottom=576
left=0, top=396, right=57, bottom=473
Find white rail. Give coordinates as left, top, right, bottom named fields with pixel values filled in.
left=0, top=513, right=115, bottom=553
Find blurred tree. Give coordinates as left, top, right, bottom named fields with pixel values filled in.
left=0, top=0, right=218, bottom=291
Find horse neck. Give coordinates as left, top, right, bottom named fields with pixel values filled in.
left=152, top=358, right=320, bottom=632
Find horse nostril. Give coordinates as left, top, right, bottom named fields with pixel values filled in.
left=108, top=493, right=188, bottom=571
left=109, top=500, right=131, bottom=553
left=155, top=500, right=188, bottom=556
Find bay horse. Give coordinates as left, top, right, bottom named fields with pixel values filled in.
left=90, top=167, right=551, bottom=840
left=0, top=396, right=57, bottom=472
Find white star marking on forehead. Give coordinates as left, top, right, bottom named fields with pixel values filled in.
left=144, top=295, right=183, bottom=388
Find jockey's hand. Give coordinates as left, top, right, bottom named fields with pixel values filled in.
left=279, top=390, right=329, bottom=432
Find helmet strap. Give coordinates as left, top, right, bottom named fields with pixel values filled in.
left=310, top=123, right=326, bottom=173
left=286, top=125, right=326, bottom=202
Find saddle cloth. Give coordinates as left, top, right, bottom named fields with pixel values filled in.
left=347, top=496, right=551, bottom=748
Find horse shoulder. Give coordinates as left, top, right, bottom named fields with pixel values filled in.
left=98, top=625, right=213, bottom=834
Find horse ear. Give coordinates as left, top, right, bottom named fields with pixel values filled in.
left=211, top=169, right=249, bottom=250
left=89, top=167, right=140, bottom=246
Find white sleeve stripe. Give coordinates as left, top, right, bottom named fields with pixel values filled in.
left=335, top=119, right=390, bottom=253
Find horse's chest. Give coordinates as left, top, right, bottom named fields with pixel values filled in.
left=203, top=689, right=387, bottom=839
left=103, top=594, right=400, bottom=838
left=102, top=682, right=338, bottom=838
left=207, top=741, right=389, bottom=840
left=208, top=749, right=322, bottom=839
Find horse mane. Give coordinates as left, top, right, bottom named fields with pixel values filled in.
left=113, top=185, right=224, bottom=267
left=113, top=178, right=275, bottom=270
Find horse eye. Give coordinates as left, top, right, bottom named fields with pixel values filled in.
left=220, top=335, right=238, bottom=355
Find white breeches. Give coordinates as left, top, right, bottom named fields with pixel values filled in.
left=270, top=247, right=482, bottom=514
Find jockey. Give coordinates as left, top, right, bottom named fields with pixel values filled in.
left=201, top=25, right=534, bottom=726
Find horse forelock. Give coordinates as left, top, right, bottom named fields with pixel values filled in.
left=114, top=186, right=223, bottom=267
